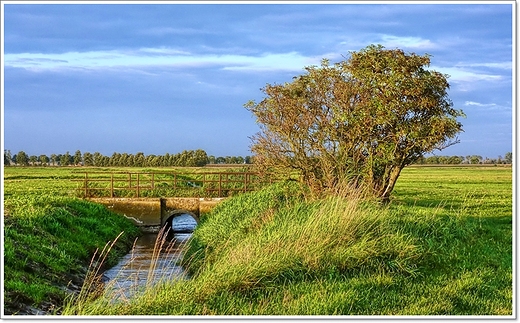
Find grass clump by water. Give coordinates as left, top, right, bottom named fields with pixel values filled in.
left=3, top=195, right=141, bottom=315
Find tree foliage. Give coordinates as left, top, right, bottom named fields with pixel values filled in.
left=245, top=45, right=465, bottom=200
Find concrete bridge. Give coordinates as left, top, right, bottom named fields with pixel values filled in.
left=90, top=197, right=225, bottom=233
left=78, top=171, right=286, bottom=233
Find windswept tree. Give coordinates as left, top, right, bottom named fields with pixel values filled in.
left=245, top=45, right=465, bottom=201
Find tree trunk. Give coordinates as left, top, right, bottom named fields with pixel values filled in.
left=380, top=165, right=403, bottom=202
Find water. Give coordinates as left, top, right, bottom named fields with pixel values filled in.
left=102, top=214, right=197, bottom=301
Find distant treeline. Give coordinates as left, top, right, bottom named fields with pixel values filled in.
left=3, top=149, right=253, bottom=167
left=414, top=153, right=512, bottom=165
left=3, top=150, right=512, bottom=167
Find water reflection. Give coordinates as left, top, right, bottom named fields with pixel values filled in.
left=102, top=214, right=197, bottom=301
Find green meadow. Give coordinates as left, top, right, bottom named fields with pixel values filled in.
left=3, top=165, right=513, bottom=315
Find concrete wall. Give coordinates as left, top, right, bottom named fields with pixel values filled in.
left=89, top=197, right=225, bottom=229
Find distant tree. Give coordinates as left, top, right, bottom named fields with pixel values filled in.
left=74, top=150, right=82, bottom=166
left=16, top=151, right=29, bottom=166
left=29, top=155, right=38, bottom=166
left=83, top=152, right=93, bottom=166
left=110, top=152, right=121, bottom=166
left=193, top=149, right=209, bottom=167
left=163, top=153, right=171, bottom=167
left=92, top=152, right=104, bottom=166
left=424, top=156, right=439, bottom=164
left=208, top=155, right=216, bottom=164
left=50, top=154, right=57, bottom=166
left=216, top=156, right=226, bottom=164
left=60, top=152, right=71, bottom=166
left=505, top=152, right=512, bottom=164
left=246, top=45, right=464, bottom=200
left=4, top=150, right=12, bottom=166
left=245, top=156, right=252, bottom=164
left=39, top=155, right=49, bottom=166
left=120, top=153, right=131, bottom=167
left=469, top=155, right=482, bottom=164
left=447, top=155, right=463, bottom=164
left=134, top=152, right=145, bottom=167
left=438, top=156, right=448, bottom=164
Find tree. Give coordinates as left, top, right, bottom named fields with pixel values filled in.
left=16, top=151, right=29, bottom=166
left=74, top=150, right=82, bottom=166
left=505, top=152, right=512, bottom=164
left=29, top=155, right=38, bottom=166
left=4, top=150, right=12, bottom=166
left=83, top=152, right=93, bottom=166
left=469, top=155, right=482, bottom=164
left=60, top=152, right=71, bottom=166
left=39, top=155, right=49, bottom=166
left=92, top=152, right=104, bottom=167
left=245, top=45, right=465, bottom=200
left=193, top=149, right=209, bottom=166
left=50, top=154, right=57, bottom=166
left=134, top=152, right=145, bottom=167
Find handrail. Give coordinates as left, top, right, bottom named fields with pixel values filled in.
left=72, top=171, right=274, bottom=198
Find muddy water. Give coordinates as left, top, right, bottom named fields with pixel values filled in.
left=102, top=214, right=197, bottom=301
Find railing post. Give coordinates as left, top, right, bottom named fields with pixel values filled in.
left=137, top=173, right=140, bottom=198
left=244, top=172, right=248, bottom=193
left=218, top=173, right=222, bottom=197
left=84, top=172, right=88, bottom=198
left=202, top=173, right=206, bottom=197
left=151, top=173, right=155, bottom=190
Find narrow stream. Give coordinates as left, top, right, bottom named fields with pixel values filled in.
left=102, top=214, right=197, bottom=301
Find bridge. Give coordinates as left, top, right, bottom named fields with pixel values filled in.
left=88, top=196, right=224, bottom=233
left=74, top=171, right=276, bottom=232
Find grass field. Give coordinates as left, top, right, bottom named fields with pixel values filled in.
left=3, top=165, right=513, bottom=316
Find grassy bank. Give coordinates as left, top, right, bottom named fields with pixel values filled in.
left=62, top=166, right=512, bottom=316
left=3, top=171, right=142, bottom=314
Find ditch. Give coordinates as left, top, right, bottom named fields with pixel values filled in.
left=101, top=214, right=197, bottom=302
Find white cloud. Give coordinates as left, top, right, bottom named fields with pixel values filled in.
left=464, top=101, right=495, bottom=107
left=432, top=66, right=503, bottom=82
left=4, top=48, right=319, bottom=72
left=464, top=101, right=511, bottom=111
left=378, top=34, right=437, bottom=50
left=455, top=62, right=512, bottom=70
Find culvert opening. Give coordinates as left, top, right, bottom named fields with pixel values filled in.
left=162, top=212, right=198, bottom=239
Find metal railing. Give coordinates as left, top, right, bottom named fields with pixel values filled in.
left=72, top=171, right=274, bottom=198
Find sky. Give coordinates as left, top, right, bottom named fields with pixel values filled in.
left=1, top=1, right=514, bottom=159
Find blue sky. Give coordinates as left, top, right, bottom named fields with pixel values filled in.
left=2, top=2, right=514, bottom=158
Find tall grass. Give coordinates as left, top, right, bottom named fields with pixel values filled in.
left=68, top=181, right=440, bottom=315
left=3, top=195, right=141, bottom=315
